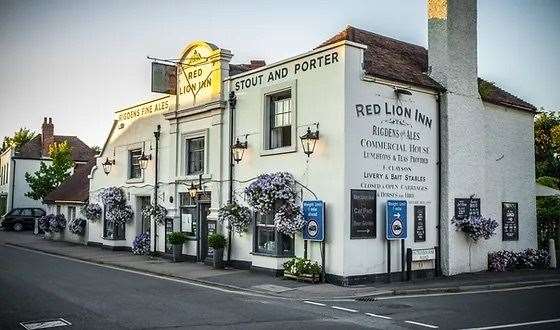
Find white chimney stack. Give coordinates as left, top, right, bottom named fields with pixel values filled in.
left=428, top=0, right=488, bottom=276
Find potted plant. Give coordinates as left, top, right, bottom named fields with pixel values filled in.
left=283, top=257, right=321, bottom=283
left=208, top=233, right=226, bottom=269
left=168, top=232, right=187, bottom=262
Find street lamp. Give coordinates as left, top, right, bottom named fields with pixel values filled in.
left=300, top=126, right=320, bottom=157
left=139, top=153, right=152, bottom=170
left=232, top=138, right=248, bottom=163
left=102, top=157, right=115, bottom=175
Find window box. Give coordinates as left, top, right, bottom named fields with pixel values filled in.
left=283, top=272, right=320, bottom=283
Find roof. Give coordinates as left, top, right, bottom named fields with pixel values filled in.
left=229, top=60, right=266, bottom=76
left=16, top=135, right=96, bottom=162
left=43, top=160, right=95, bottom=204
left=319, top=26, right=536, bottom=112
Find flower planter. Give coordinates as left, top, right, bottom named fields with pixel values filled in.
left=283, top=271, right=320, bottom=283
left=172, top=244, right=183, bottom=262
left=212, top=248, right=224, bottom=269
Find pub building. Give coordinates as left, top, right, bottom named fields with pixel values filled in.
left=88, top=0, right=538, bottom=284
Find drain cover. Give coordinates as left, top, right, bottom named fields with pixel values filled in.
left=20, top=318, right=71, bottom=329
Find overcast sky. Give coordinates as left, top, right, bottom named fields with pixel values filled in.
left=1, top=0, right=559, bottom=147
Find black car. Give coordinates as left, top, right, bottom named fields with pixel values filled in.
left=1, top=208, right=45, bottom=231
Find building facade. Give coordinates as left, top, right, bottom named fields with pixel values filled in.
left=0, top=118, right=96, bottom=215
left=88, top=0, right=537, bottom=283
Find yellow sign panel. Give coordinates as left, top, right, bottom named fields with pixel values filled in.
left=176, top=41, right=224, bottom=109
left=116, top=97, right=170, bottom=122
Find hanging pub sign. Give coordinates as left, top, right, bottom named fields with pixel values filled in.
left=502, top=202, right=519, bottom=241
left=350, top=189, right=376, bottom=239
left=414, top=205, right=426, bottom=242
left=152, top=62, right=177, bottom=95
left=386, top=200, right=408, bottom=240
left=454, top=198, right=481, bottom=219
left=303, top=200, right=325, bottom=241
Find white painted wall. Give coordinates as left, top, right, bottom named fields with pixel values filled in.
left=11, top=158, right=49, bottom=210
left=344, top=45, right=440, bottom=277
left=225, top=42, right=348, bottom=274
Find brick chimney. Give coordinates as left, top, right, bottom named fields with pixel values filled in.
left=41, top=117, right=54, bottom=157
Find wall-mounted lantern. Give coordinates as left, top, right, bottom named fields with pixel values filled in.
left=300, top=126, right=320, bottom=157
left=188, top=181, right=198, bottom=199
left=139, top=153, right=152, bottom=170
left=232, top=138, right=248, bottom=163
left=102, top=157, right=115, bottom=175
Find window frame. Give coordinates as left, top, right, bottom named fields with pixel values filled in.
left=252, top=212, right=294, bottom=257
left=103, top=206, right=125, bottom=240
left=67, top=206, right=76, bottom=222
left=260, top=80, right=298, bottom=156
left=186, top=137, right=205, bottom=176
left=180, top=129, right=208, bottom=178
left=128, top=148, right=143, bottom=180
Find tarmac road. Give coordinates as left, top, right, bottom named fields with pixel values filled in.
left=1, top=243, right=559, bottom=329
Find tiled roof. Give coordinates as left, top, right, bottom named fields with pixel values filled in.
left=16, top=135, right=96, bottom=161
left=229, top=60, right=266, bottom=76
left=319, top=26, right=536, bottom=112
left=43, top=160, right=95, bottom=204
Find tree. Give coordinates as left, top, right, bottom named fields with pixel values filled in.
left=91, top=145, right=101, bottom=155
left=25, top=141, right=74, bottom=201
left=534, top=110, right=560, bottom=179
left=0, top=128, right=35, bottom=153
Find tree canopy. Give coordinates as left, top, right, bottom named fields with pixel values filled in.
left=1, top=128, right=35, bottom=153
left=25, top=140, right=74, bottom=201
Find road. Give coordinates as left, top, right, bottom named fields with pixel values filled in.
left=1, top=244, right=559, bottom=330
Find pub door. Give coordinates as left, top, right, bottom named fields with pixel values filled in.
left=198, top=203, right=214, bottom=262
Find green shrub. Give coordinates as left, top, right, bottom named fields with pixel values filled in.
left=208, top=234, right=226, bottom=249
left=168, top=232, right=187, bottom=245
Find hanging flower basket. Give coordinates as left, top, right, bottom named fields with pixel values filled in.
left=38, top=214, right=67, bottom=234
left=244, top=172, right=304, bottom=235
left=451, top=215, right=498, bottom=242
left=82, top=203, right=102, bottom=222
left=68, top=218, right=87, bottom=236
left=132, top=232, right=151, bottom=255
left=100, top=186, right=134, bottom=225
left=142, top=204, right=168, bottom=225
left=218, top=202, right=252, bottom=234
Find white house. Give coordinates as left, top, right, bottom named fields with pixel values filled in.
left=88, top=0, right=537, bottom=284
left=0, top=118, right=96, bottom=216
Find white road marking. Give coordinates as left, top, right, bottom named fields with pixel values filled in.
left=405, top=320, right=439, bottom=328
left=20, top=318, right=71, bottom=329
left=461, top=318, right=560, bottom=330
left=303, top=301, right=326, bottom=306
left=331, top=306, right=358, bottom=313
left=5, top=244, right=269, bottom=298
left=365, top=313, right=392, bottom=320
left=375, top=283, right=560, bottom=300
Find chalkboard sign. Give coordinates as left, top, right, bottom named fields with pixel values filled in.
left=350, top=189, right=376, bottom=239
left=165, top=217, right=174, bottom=254
left=454, top=198, right=481, bottom=219
left=502, top=202, right=519, bottom=241
left=414, top=205, right=426, bottom=242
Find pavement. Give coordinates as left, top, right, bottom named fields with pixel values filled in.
left=2, top=241, right=560, bottom=329
left=1, top=230, right=560, bottom=301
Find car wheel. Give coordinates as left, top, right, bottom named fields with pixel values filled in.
left=13, top=222, right=24, bottom=232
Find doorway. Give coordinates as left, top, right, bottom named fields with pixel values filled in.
left=138, top=196, right=151, bottom=233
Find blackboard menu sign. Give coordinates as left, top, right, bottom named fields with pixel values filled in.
left=350, top=189, right=376, bottom=239
left=502, top=202, right=519, bottom=241
left=165, top=217, right=174, bottom=254
left=414, top=205, right=426, bottom=242
left=454, top=198, right=481, bottom=219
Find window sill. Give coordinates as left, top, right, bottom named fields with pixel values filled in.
left=251, top=252, right=295, bottom=258
left=177, top=173, right=212, bottom=181
left=259, top=145, right=297, bottom=157
left=126, top=178, right=144, bottom=184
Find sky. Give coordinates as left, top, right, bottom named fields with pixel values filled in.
left=0, top=0, right=559, bottom=147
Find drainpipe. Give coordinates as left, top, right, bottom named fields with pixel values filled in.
left=436, top=93, right=442, bottom=277
left=153, top=125, right=161, bottom=253
left=227, top=91, right=237, bottom=263
left=10, top=158, right=16, bottom=210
